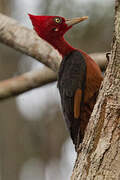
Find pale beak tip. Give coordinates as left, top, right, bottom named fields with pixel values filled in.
left=66, top=16, right=88, bottom=26
left=82, top=16, right=88, bottom=20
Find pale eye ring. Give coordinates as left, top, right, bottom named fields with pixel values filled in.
left=54, top=17, right=62, bottom=24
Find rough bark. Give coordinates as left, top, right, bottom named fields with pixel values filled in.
left=71, top=1, right=120, bottom=179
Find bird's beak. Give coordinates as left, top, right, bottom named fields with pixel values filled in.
left=65, top=16, right=88, bottom=26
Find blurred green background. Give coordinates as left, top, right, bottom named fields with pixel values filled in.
left=0, top=0, right=114, bottom=180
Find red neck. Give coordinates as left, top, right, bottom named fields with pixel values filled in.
left=50, top=37, right=75, bottom=57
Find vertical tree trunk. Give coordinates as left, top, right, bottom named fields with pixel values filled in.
left=72, top=1, right=120, bottom=179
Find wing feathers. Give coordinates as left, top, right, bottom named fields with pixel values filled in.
left=74, top=89, right=82, bottom=119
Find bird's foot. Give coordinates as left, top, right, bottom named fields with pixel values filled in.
left=106, top=52, right=111, bottom=63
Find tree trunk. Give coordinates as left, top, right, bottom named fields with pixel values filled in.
left=72, top=1, right=120, bottom=179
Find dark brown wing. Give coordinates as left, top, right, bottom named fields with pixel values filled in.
left=58, top=50, right=86, bottom=145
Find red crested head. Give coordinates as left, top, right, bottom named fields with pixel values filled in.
left=28, top=15, right=72, bottom=41
left=28, top=14, right=88, bottom=56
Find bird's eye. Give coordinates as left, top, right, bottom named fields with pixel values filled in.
left=54, top=17, right=62, bottom=24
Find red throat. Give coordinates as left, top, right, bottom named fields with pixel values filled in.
left=49, top=37, right=75, bottom=57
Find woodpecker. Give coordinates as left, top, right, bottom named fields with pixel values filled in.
left=29, top=14, right=103, bottom=150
